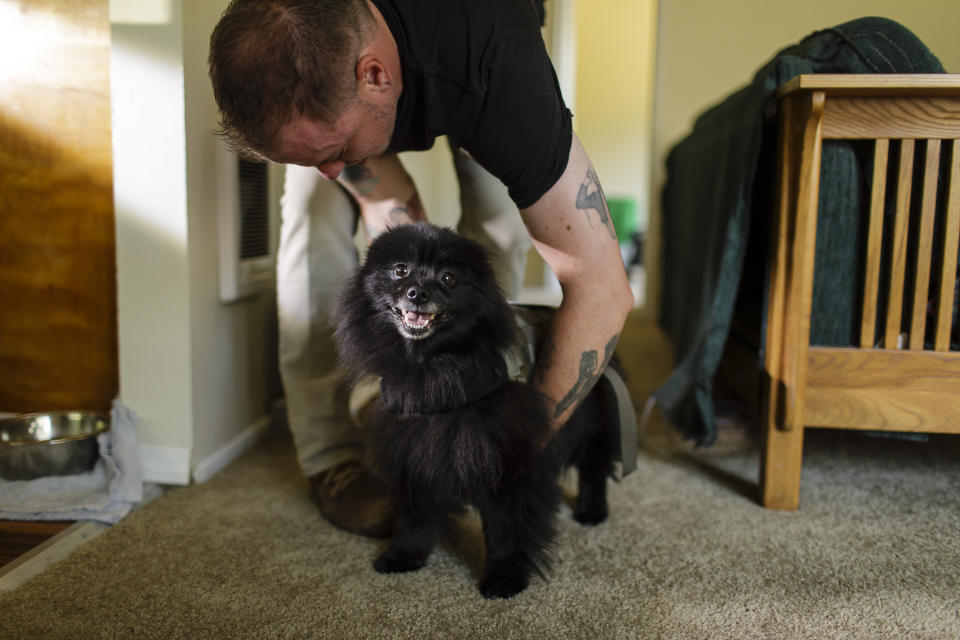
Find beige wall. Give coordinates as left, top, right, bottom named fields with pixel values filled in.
left=648, top=0, right=960, bottom=316
left=575, top=0, right=658, bottom=233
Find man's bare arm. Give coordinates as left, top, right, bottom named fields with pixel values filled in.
left=338, top=154, right=427, bottom=240
left=520, top=133, right=634, bottom=429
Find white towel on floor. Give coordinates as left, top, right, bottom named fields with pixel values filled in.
left=0, top=400, right=143, bottom=524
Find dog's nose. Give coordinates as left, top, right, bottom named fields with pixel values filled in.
left=406, top=286, right=429, bottom=303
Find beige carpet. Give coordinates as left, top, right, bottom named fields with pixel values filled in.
left=1, top=319, right=959, bottom=639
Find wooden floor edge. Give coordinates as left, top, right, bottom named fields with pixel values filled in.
left=0, top=521, right=109, bottom=593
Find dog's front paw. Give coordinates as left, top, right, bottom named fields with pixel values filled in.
left=573, top=499, right=608, bottom=526
left=479, top=565, right=529, bottom=599
left=374, top=549, right=428, bottom=574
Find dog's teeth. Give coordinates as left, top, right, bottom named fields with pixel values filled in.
left=403, top=310, right=435, bottom=328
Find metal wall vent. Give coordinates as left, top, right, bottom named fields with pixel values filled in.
left=237, top=158, right=270, bottom=260
left=219, top=156, right=278, bottom=303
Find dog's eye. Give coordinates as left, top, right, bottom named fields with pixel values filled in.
left=394, top=264, right=408, bottom=278
left=440, top=272, right=456, bottom=287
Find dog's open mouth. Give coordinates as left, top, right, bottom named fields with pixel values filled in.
left=391, top=306, right=447, bottom=339
left=399, top=308, right=435, bottom=329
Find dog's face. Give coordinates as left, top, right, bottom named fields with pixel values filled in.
left=385, top=260, right=454, bottom=341
left=358, top=224, right=505, bottom=348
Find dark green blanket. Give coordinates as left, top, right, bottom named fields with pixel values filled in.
left=656, top=17, right=946, bottom=445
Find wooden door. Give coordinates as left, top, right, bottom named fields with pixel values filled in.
left=0, top=0, right=118, bottom=412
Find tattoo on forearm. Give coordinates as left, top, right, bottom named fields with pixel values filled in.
left=386, top=193, right=426, bottom=227
left=553, top=333, right=619, bottom=419
left=366, top=194, right=426, bottom=241
left=387, top=207, right=410, bottom=225
left=342, top=164, right=380, bottom=197
left=575, top=167, right=617, bottom=240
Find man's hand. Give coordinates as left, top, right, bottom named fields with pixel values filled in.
left=520, top=133, right=634, bottom=430
left=338, top=154, right=427, bottom=240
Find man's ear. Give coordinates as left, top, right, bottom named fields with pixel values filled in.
left=356, top=54, right=392, bottom=96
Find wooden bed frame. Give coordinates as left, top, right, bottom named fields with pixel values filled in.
left=762, top=74, right=960, bottom=509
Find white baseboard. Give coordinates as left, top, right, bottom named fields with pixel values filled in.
left=139, top=445, right=192, bottom=486
left=191, top=415, right=271, bottom=485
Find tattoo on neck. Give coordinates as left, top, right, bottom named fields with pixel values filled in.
left=553, top=333, right=619, bottom=419
left=575, top=167, right=616, bottom=241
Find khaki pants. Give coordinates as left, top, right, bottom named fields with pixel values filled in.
left=278, top=146, right=531, bottom=476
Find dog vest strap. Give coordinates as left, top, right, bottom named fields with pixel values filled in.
left=603, top=367, right=637, bottom=477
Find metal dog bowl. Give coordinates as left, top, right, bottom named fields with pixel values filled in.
left=0, top=411, right=110, bottom=481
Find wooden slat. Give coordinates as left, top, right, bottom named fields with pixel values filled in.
left=806, top=346, right=960, bottom=391
left=778, top=74, right=960, bottom=98
left=806, top=389, right=960, bottom=432
left=805, top=347, right=960, bottom=431
left=822, top=97, right=960, bottom=139
left=884, top=140, right=914, bottom=349
left=860, top=139, right=889, bottom=348
left=761, top=93, right=823, bottom=510
left=781, top=91, right=826, bottom=432
left=763, top=96, right=796, bottom=433
left=909, top=140, right=941, bottom=350
left=935, top=140, right=960, bottom=351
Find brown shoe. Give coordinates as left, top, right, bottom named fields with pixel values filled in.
left=309, top=461, right=394, bottom=538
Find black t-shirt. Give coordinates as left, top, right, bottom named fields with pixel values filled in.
left=371, top=0, right=572, bottom=209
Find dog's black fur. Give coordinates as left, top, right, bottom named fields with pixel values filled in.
left=333, top=223, right=616, bottom=599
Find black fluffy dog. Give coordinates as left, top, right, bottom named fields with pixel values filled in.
left=334, top=223, right=617, bottom=599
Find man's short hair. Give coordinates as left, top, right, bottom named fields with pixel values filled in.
left=209, top=0, right=375, bottom=158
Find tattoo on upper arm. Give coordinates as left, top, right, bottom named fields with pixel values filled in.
left=553, top=333, right=619, bottom=419
left=575, top=167, right=617, bottom=241
left=342, top=164, right=380, bottom=197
